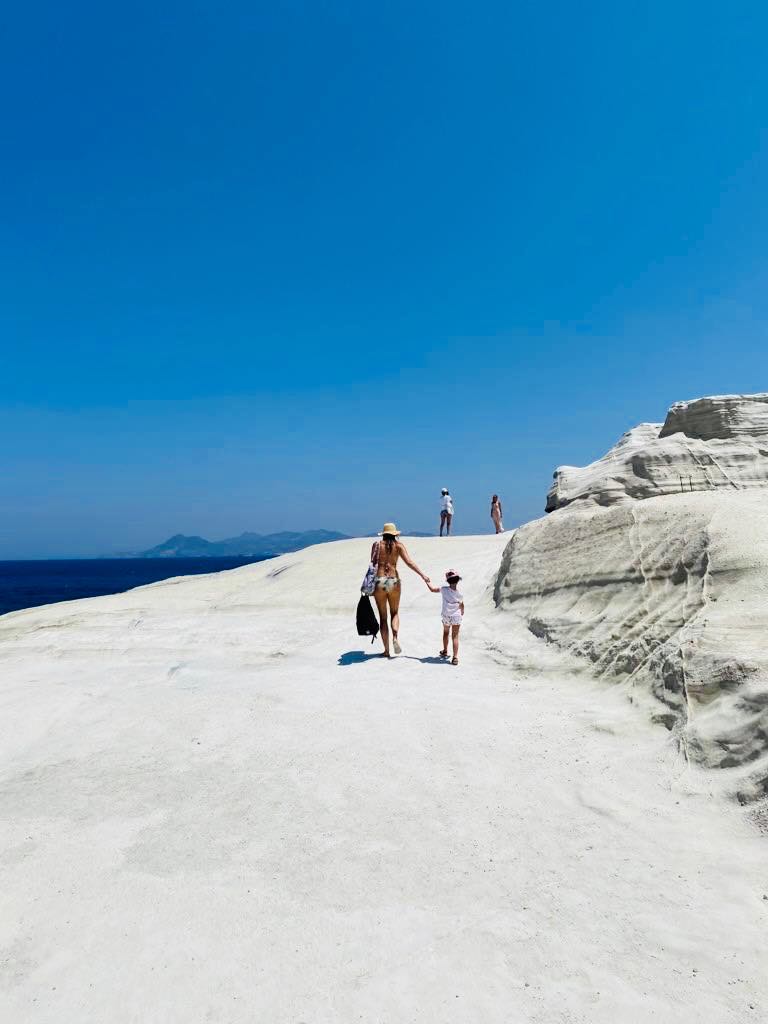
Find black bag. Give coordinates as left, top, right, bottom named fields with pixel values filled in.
left=356, top=595, right=380, bottom=643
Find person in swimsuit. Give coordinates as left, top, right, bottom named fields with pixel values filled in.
left=491, top=494, right=504, bottom=534
left=370, top=522, right=431, bottom=658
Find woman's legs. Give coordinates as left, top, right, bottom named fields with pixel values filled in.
left=445, top=512, right=452, bottom=536
left=373, top=582, right=401, bottom=656
left=373, top=588, right=390, bottom=656
left=387, top=586, right=401, bottom=652
left=440, top=510, right=447, bottom=536
left=492, top=512, right=501, bottom=534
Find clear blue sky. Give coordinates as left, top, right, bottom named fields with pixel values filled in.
left=2, top=1, right=767, bottom=557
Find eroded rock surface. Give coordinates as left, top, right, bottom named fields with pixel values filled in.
left=3, top=534, right=768, bottom=1019
left=660, top=392, right=768, bottom=441
left=547, top=393, right=768, bottom=513
left=500, top=393, right=768, bottom=802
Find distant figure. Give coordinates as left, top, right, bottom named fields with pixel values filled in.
left=370, top=523, right=431, bottom=659
left=427, top=569, right=464, bottom=665
left=439, top=488, right=454, bottom=536
left=491, top=494, right=504, bottom=534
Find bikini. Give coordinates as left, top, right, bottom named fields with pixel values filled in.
left=372, top=540, right=400, bottom=592
left=374, top=576, right=400, bottom=593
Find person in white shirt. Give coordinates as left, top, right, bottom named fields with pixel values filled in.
left=439, top=488, right=454, bottom=536
left=427, top=569, right=464, bottom=665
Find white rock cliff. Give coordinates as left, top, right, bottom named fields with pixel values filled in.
left=546, top=392, right=768, bottom=512
left=497, top=393, right=768, bottom=801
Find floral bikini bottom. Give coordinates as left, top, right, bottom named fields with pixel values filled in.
left=374, top=577, right=400, bottom=593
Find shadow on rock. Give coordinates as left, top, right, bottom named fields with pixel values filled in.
left=338, top=650, right=451, bottom=667
left=338, top=650, right=382, bottom=665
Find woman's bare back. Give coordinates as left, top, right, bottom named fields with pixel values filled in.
left=372, top=538, right=402, bottom=577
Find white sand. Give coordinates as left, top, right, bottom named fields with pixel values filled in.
left=1, top=535, right=767, bottom=1022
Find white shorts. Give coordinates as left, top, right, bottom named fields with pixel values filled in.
left=442, top=614, right=462, bottom=627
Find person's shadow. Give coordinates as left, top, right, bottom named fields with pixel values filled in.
left=338, top=650, right=448, bottom=666
left=338, top=650, right=380, bottom=666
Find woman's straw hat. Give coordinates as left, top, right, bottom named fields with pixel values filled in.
left=378, top=522, right=401, bottom=536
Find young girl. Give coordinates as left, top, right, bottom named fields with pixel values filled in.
left=427, top=570, right=464, bottom=665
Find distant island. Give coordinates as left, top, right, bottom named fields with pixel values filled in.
left=136, top=530, right=351, bottom=559
left=131, top=529, right=434, bottom=559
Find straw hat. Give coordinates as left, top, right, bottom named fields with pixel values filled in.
left=378, top=522, right=401, bottom=536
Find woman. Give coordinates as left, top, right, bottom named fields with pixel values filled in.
left=491, top=494, right=504, bottom=534
left=370, top=523, right=431, bottom=658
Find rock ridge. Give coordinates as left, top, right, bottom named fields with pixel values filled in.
left=546, top=392, right=768, bottom=513
left=498, top=393, right=768, bottom=802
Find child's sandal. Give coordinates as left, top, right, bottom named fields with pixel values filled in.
left=451, top=657, right=459, bottom=665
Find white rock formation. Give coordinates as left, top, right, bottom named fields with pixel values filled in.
left=547, top=392, right=768, bottom=512
left=498, top=394, right=768, bottom=801
left=2, top=534, right=767, bottom=1021
left=661, top=392, right=768, bottom=440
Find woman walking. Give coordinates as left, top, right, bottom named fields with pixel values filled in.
left=370, top=523, right=431, bottom=658
left=491, top=494, right=504, bottom=534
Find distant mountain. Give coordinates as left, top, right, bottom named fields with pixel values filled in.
left=366, top=531, right=435, bottom=538
left=138, top=530, right=350, bottom=559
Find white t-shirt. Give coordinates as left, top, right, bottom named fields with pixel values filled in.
left=441, top=584, right=463, bottom=618
left=441, top=493, right=454, bottom=514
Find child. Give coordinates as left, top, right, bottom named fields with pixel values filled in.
left=427, top=569, right=464, bottom=665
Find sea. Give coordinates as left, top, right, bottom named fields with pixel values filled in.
left=0, top=557, right=267, bottom=617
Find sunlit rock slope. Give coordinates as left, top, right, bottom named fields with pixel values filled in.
left=2, top=533, right=768, bottom=1021
left=546, top=392, right=768, bottom=512
left=497, top=393, right=768, bottom=801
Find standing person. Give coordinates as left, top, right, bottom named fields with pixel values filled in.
left=491, top=494, right=504, bottom=534
left=439, top=488, right=454, bottom=536
left=427, top=570, right=464, bottom=665
left=370, top=523, right=431, bottom=659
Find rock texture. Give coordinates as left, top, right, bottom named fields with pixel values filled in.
left=660, top=392, right=768, bottom=441
left=499, top=393, right=768, bottom=802
left=546, top=393, right=768, bottom=512
left=3, top=534, right=768, bottom=1021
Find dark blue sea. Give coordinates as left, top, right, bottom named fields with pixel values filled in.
left=0, top=558, right=267, bottom=617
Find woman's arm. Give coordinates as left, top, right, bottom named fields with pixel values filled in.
left=370, top=540, right=380, bottom=564
left=397, top=542, right=430, bottom=582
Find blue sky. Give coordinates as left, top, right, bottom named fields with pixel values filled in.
left=2, top=1, right=767, bottom=557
